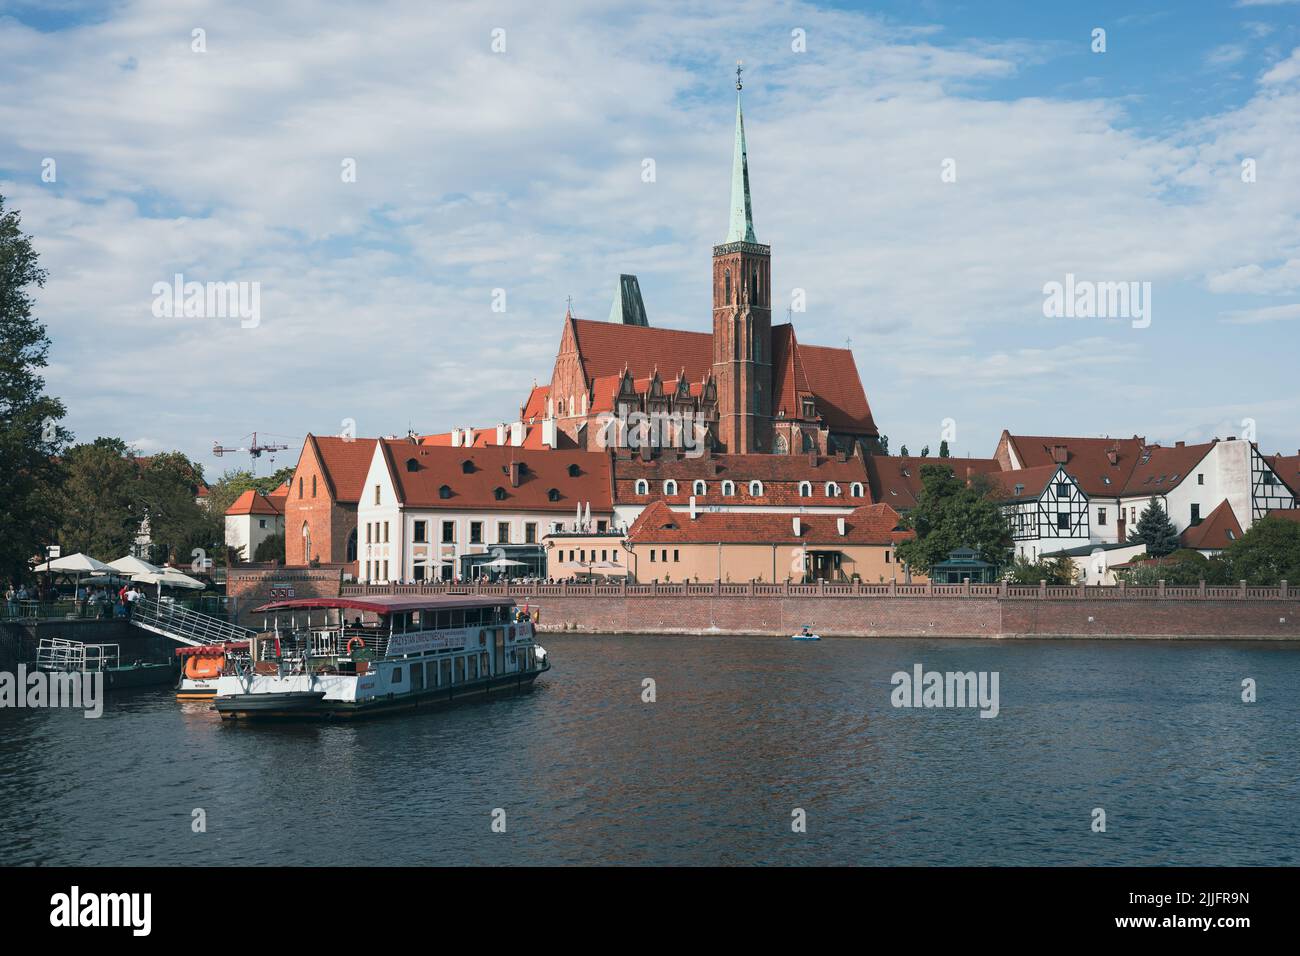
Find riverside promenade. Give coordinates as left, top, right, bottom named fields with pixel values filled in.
left=224, top=572, right=1300, bottom=639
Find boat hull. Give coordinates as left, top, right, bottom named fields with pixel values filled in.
left=214, top=664, right=549, bottom=721
left=39, top=662, right=178, bottom=689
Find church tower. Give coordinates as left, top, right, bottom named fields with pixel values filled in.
left=712, top=64, right=772, bottom=454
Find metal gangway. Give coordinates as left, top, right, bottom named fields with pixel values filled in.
left=129, top=596, right=255, bottom=647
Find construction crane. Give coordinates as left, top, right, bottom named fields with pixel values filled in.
left=212, top=432, right=292, bottom=472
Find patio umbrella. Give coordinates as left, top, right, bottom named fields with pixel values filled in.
left=108, top=555, right=162, bottom=576
left=133, top=567, right=206, bottom=594
left=32, top=552, right=115, bottom=598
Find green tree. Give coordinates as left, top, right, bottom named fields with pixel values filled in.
left=55, top=438, right=140, bottom=558
left=895, top=465, right=1012, bottom=574
left=1221, top=515, right=1300, bottom=586
left=899, top=444, right=909, bottom=456
left=1131, top=497, right=1180, bottom=557
left=253, top=532, right=285, bottom=563
left=939, top=440, right=950, bottom=458
left=1005, top=553, right=1076, bottom=585
left=0, top=196, right=70, bottom=581
left=920, top=445, right=930, bottom=457
left=136, top=452, right=212, bottom=565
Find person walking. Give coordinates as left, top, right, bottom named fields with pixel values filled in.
left=123, top=584, right=141, bottom=622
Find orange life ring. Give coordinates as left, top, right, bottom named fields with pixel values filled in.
left=346, top=636, right=366, bottom=656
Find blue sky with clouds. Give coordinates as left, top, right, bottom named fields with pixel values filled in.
left=2, top=0, right=1298, bottom=478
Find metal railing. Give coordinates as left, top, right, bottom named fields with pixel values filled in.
left=129, top=597, right=255, bottom=647
left=339, top=578, right=1294, bottom=601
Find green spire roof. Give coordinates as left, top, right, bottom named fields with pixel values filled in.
left=726, top=76, right=757, bottom=244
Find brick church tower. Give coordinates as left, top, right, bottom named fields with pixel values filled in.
left=712, top=65, right=772, bottom=454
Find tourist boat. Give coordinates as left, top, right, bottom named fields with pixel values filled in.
left=175, top=641, right=248, bottom=700
left=212, top=595, right=550, bottom=721
left=36, top=638, right=178, bottom=689
left=791, top=625, right=821, bottom=641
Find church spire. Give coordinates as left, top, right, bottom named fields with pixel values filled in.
left=725, top=61, right=757, bottom=245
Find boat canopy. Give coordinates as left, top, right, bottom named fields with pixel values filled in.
left=250, top=595, right=515, bottom=616
left=175, top=641, right=249, bottom=657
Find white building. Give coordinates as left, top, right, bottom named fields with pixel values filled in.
left=224, top=487, right=287, bottom=562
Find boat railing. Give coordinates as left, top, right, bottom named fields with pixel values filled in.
left=36, top=638, right=119, bottom=672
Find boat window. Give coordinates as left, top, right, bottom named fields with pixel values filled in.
left=435, top=610, right=451, bottom=629
left=480, top=651, right=490, bottom=675
left=440, top=660, right=451, bottom=686
left=425, top=662, right=436, bottom=688
left=455, top=657, right=466, bottom=683
left=468, top=656, right=478, bottom=679
left=392, top=666, right=403, bottom=684
left=451, top=609, right=464, bottom=628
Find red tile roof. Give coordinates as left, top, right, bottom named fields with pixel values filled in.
left=1267, top=453, right=1300, bottom=496
left=379, top=442, right=612, bottom=512
left=1001, top=434, right=1142, bottom=497
left=1266, top=509, right=1300, bottom=524
left=627, top=500, right=910, bottom=545
left=521, top=384, right=550, bottom=421
left=1179, top=500, right=1244, bottom=550
left=570, top=319, right=714, bottom=384
left=986, top=464, right=1065, bottom=502
left=795, top=339, right=877, bottom=434
left=770, top=324, right=813, bottom=421
left=866, top=456, right=1003, bottom=509
left=306, top=435, right=379, bottom=504
left=225, top=489, right=286, bottom=517
left=421, top=425, right=562, bottom=451
left=613, top=452, right=872, bottom=506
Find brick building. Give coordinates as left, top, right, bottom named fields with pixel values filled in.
left=284, top=434, right=378, bottom=570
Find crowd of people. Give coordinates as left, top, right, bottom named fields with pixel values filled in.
left=3, top=581, right=145, bottom=620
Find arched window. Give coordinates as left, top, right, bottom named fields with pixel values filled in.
left=635, top=479, right=649, bottom=495
left=825, top=482, right=840, bottom=497
left=568, top=463, right=581, bottom=477
left=301, top=522, right=311, bottom=564
left=438, top=484, right=452, bottom=499
left=311, top=475, right=317, bottom=497
left=547, top=488, right=561, bottom=502
left=724, top=269, right=731, bottom=303
left=493, top=486, right=507, bottom=501
left=693, top=480, right=707, bottom=496
left=461, top=459, right=474, bottom=474
left=799, top=481, right=812, bottom=497
left=749, top=480, right=763, bottom=497
left=850, top=482, right=864, bottom=498
left=752, top=272, right=759, bottom=304
left=773, top=433, right=788, bottom=455
left=346, top=527, right=357, bottom=562
left=663, top=480, right=678, bottom=496
left=405, top=458, right=419, bottom=473
left=721, top=480, right=735, bottom=496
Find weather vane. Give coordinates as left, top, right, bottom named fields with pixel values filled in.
left=736, top=60, right=743, bottom=91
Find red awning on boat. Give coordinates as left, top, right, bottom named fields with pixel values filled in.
left=175, top=641, right=249, bottom=657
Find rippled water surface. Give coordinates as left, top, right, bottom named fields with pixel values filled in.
left=1, top=635, right=1296, bottom=865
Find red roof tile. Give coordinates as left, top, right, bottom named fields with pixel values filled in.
left=866, top=456, right=1003, bottom=509
left=627, top=500, right=910, bottom=545
left=987, top=464, right=1065, bottom=502
left=570, top=319, right=714, bottom=384
left=226, top=489, right=286, bottom=517
left=305, top=435, right=379, bottom=504
left=1179, top=500, right=1244, bottom=550
left=794, top=338, right=877, bottom=434
left=380, top=442, right=612, bottom=511
left=1268, top=453, right=1300, bottom=496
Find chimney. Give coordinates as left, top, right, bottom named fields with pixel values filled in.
left=1052, top=444, right=1068, bottom=464
left=450, top=429, right=461, bottom=448
left=463, top=428, right=475, bottom=447
left=1106, top=448, right=1118, bottom=466
left=792, top=516, right=802, bottom=536
left=508, top=461, right=521, bottom=488
left=1175, top=440, right=1185, bottom=448
left=510, top=421, right=524, bottom=446
left=689, top=496, right=697, bottom=520
left=496, top=423, right=507, bottom=445
left=541, top=418, right=557, bottom=448
left=836, top=517, right=846, bottom=536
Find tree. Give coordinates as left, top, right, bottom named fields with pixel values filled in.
left=1131, top=497, right=1179, bottom=556
left=939, top=440, right=950, bottom=458
left=920, top=445, right=930, bottom=457
left=253, top=532, right=285, bottom=563
left=136, top=452, right=212, bottom=565
left=876, top=434, right=889, bottom=455
left=55, top=439, right=140, bottom=558
left=1005, top=553, right=1075, bottom=585
left=0, top=195, right=70, bottom=581
left=895, top=465, right=1012, bottom=574
left=899, top=444, right=909, bottom=456
left=1221, top=515, right=1300, bottom=586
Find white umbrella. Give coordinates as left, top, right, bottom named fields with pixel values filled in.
left=584, top=501, right=592, bottom=531
left=482, top=557, right=527, bottom=569
left=33, top=553, right=113, bottom=575
left=108, top=555, right=162, bottom=576
left=134, top=567, right=205, bottom=590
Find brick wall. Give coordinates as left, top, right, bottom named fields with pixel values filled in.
left=285, top=445, right=357, bottom=564
left=226, top=566, right=345, bottom=627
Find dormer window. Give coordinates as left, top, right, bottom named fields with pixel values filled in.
left=547, top=488, right=561, bottom=502
left=749, top=480, right=763, bottom=496
left=493, top=487, right=507, bottom=501
left=568, top=463, right=580, bottom=477
left=635, top=479, right=649, bottom=495
left=850, top=482, right=864, bottom=498
left=664, top=480, right=678, bottom=496
left=462, top=459, right=474, bottom=474
left=438, top=484, right=452, bottom=500
left=406, top=458, right=419, bottom=473
left=721, top=480, right=735, bottom=496
left=798, top=481, right=812, bottom=497
left=693, top=480, right=707, bottom=496
left=825, top=482, right=839, bottom=497
left=802, top=399, right=815, bottom=418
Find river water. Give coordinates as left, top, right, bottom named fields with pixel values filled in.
left=1, top=634, right=1296, bottom=866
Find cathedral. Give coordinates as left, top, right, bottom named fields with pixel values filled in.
left=522, top=69, right=879, bottom=458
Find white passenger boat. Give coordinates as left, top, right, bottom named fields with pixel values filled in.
left=175, top=641, right=248, bottom=700
left=212, top=595, right=550, bottom=721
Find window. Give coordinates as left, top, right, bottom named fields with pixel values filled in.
left=850, top=482, right=864, bottom=498
left=374, top=484, right=381, bottom=505
left=383, top=522, right=389, bottom=543
left=439, top=484, right=451, bottom=499
left=568, top=463, right=580, bottom=477
left=664, top=480, right=678, bottom=496
left=470, top=522, right=483, bottom=544
left=462, top=459, right=474, bottom=474
left=1056, top=482, right=1069, bottom=498
left=548, top=488, right=561, bottom=502
left=392, top=667, right=403, bottom=684
left=749, top=480, right=763, bottom=496
left=693, top=480, right=707, bottom=496
left=825, top=482, right=839, bottom=497
left=802, top=398, right=815, bottom=418
left=297, top=477, right=303, bottom=499
left=365, top=523, right=372, bottom=544
left=1057, top=513, right=1070, bottom=531
left=406, top=458, right=418, bottom=472
left=258, top=518, right=267, bottom=529
left=1197, top=473, right=1204, bottom=485
left=441, top=521, right=455, bottom=543
left=661, top=550, right=668, bottom=562
left=673, top=549, right=679, bottom=562
left=413, top=520, right=428, bottom=543
left=525, top=522, right=537, bottom=544
left=1098, top=507, right=1107, bottom=526
left=885, top=550, right=891, bottom=563
left=798, top=481, right=812, bottom=497
left=635, top=479, right=649, bottom=495
left=1191, top=503, right=1201, bottom=524
left=498, top=522, right=510, bottom=543
left=721, top=480, right=735, bottom=496
left=650, top=550, right=656, bottom=562
left=493, top=486, right=507, bottom=501
left=311, top=475, right=317, bottom=497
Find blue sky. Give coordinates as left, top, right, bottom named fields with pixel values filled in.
left=1, top=0, right=1298, bottom=478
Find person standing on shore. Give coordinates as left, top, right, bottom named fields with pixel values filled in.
left=123, top=584, right=141, bottom=622
left=75, top=583, right=87, bottom=618
left=4, top=584, right=15, bottom=618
